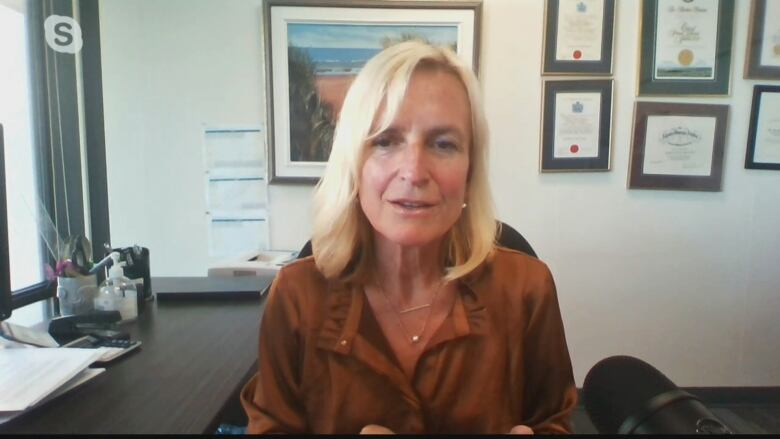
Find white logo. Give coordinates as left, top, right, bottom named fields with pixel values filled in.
left=44, top=15, right=83, bottom=54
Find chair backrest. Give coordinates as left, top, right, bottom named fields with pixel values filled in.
left=294, top=221, right=536, bottom=260
left=496, top=221, right=537, bottom=258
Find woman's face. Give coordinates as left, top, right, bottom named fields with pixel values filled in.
left=359, top=68, right=471, bottom=249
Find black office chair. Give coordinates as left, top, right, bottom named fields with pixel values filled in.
left=295, top=221, right=536, bottom=260
left=495, top=221, right=537, bottom=258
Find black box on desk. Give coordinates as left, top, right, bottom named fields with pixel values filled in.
left=114, top=246, right=152, bottom=312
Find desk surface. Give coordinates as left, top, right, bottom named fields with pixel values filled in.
left=0, top=276, right=271, bottom=434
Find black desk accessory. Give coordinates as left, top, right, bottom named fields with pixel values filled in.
left=48, top=310, right=122, bottom=345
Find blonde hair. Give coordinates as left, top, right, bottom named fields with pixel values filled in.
left=311, top=40, right=496, bottom=283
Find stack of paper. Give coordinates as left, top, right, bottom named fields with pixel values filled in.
left=0, top=348, right=106, bottom=424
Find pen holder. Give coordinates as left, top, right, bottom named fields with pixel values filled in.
left=57, top=275, right=99, bottom=316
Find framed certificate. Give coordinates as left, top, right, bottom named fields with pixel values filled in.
left=745, top=85, right=780, bottom=170
left=542, top=0, right=615, bottom=75
left=540, top=79, right=613, bottom=171
left=744, top=0, right=780, bottom=79
left=638, top=0, right=734, bottom=96
left=629, top=102, right=729, bottom=191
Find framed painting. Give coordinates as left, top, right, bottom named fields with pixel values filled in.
left=263, top=0, right=482, bottom=183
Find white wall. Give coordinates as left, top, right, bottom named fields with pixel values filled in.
left=100, top=0, right=779, bottom=386
left=100, top=0, right=312, bottom=276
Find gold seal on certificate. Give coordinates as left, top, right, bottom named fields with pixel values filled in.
left=654, top=0, right=719, bottom=80
left=678, top=49, right=694, bottom=66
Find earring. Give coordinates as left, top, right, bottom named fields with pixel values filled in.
left=462, top=202, right=467, bottom=209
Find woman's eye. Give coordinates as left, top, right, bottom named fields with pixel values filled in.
left=372, top=136, right=393, bottom=148
left=433, top=139, right=458, bottom=151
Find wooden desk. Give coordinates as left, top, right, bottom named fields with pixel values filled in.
left=0, top=277, right=271, bottom=434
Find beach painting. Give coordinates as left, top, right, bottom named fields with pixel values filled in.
left=285, top=23, right=458, bottom=164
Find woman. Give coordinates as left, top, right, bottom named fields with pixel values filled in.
left=241, top=41, right=577, bottom=434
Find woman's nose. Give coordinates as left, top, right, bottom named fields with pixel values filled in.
left=397, top=142, right=429, bottom=186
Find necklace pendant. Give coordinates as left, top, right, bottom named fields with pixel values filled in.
left=411, top=335, right=421, bottom=343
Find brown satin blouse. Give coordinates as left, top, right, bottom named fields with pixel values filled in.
left=240, top=247, right=577, bottom=434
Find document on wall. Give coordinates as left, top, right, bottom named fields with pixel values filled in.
left=0, top=348, right=104, bottom=412
left=556, top=0, right=604, bottom=62
left=642, top=115, right=716, bottom=176
left=654, top=0, right=719, bottom=80
left=204, top=126, right=265, bottom=171
left=203, top=125, right=270, bottom=259
left=760, top=0, right=780, bottom=68
left=553, top=92, right=601, bottom=158
left=754, top=92, right=780, bottom=164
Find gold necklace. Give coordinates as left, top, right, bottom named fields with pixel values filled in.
left=399, top=303, right=431, bottom=314
left=375, top=279, right=444, bottom=344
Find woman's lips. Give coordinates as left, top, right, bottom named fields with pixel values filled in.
left=388, top=199, right=437, bottom=215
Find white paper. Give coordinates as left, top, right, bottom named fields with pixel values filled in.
left=642, top=115, right=716, bottom=176
left=208, top=178, right=267, bottom=212
left=555, top=0, right=604, bottom=62
left=203, top=126, right=270, bottom=259
left=553, top=92, right=602, bottom=159
left=0, top=348, right=103, bottom=411
left=0, top=321, right=59, bottom=347
left=760, top=0, right=780, bottom=68
left=0, top=368, right=104, bottom=424
left=204, top=128, right=264, bottom=171
left=654, top=0, right=719, bottom=80
left=209, top=217, right=268, bottom=259
left=754, top=92, right=780, bottom=164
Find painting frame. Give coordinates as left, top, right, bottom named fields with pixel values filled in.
left=541, top=0, right=615, bottom=76
left=744, top=0, right=780, bottom=80
left=628, top=102, right=729, bottom=191
left=263, top=0, right=482, bottom=183
left=638, top=0, right=735, bottom=96
left=745, top=85, right=780, bottom=170
left=540, top=79, right=613, bottom=172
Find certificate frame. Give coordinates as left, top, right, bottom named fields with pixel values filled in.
left=628, top=102, right=729, bottom=191
left=638, top=0, right=735, bottom=96
left=263, top=0, right=482, bottom=183
left=744, top=0, right=780, bottom=80
left=745, top=85, right=780, bottom=170
left=541, top=0, right=615, bottom=75
left=540, top=79, right=613, bottom=172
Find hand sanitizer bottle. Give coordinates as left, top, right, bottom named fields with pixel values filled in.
left=94, top=252, right=138, bottom=322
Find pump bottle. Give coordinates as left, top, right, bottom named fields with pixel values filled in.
left=94, top=252, right=138, bottom=322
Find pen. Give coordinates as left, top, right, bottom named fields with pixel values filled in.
left=88, top=252, right=118, bottom=276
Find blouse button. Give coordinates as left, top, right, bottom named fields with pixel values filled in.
left=340, top=339, right=348, bottom=346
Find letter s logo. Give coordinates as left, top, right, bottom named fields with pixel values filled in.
left=44, top=15, right=83, bottom=54
left=54, top=22, right=74, bottom=46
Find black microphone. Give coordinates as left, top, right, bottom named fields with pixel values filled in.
left=583, top=355, right=732, bottom=434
